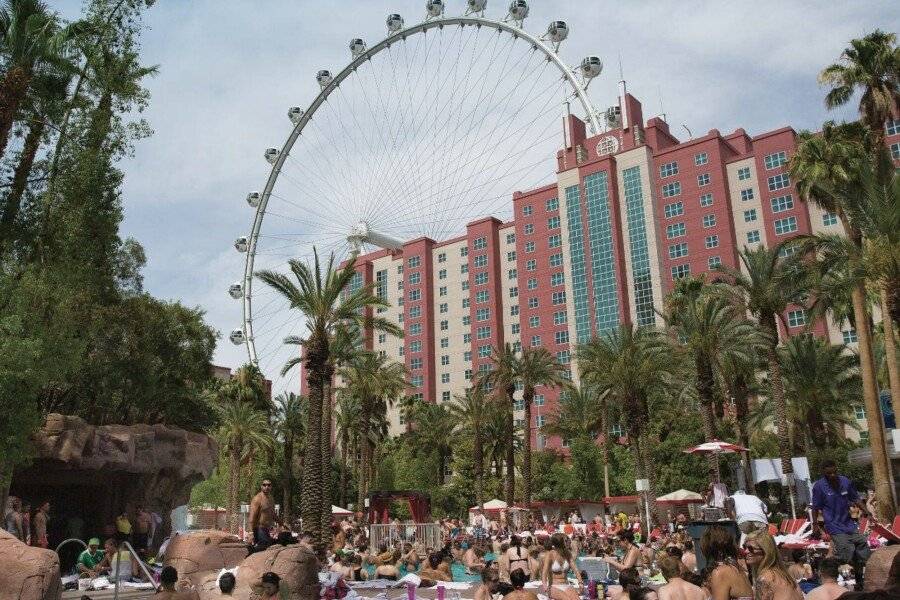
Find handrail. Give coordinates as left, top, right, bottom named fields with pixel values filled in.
left=55, top=537, right=88, bottom=555
left=112, top=540, right=157, bottom=600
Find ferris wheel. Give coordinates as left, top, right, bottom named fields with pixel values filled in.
left=230, top=0, right=604, bottom=389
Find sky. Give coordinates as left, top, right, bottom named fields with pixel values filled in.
left=51, top=0, right=899, bottom=384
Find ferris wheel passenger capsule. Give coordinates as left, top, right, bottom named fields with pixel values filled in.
left=264, top=148, right=279, bottom=164
left=580, top=56, right=603, bottom=79
left=316, top=70, right=333, bottom=89
left=246, top=191, right=261, bottom=207
left=546, top=21, right=569, bottom=43
left=288, top=106, right=305, bottom=124
left=508, top=0, right=529, bottom=21
left=229, top=329, right=246, bottom=345
left=349, top=38, right=367, bottom=57
left=234, top=236, right=249, bottom=253
left=386, top=14, right=404, bottom=33
left=466, top=0, right=488, bottom=14
left=425, top=0, right=444, bottom=18
left=228, top=282, right=243, bottom=299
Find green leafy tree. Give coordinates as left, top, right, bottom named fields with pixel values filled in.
left=447, top=386, right=489, bottom=507
left=273, top=392, right=305, bottom=523
left=481, top=343, right=520, bottom=505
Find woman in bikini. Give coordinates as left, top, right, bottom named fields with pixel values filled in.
left=743, top=531, right=803, bottom=600
left=603, top=529, right=642, bottom=572
left=700, top=525, right=753, bottom=600
left=506, top=535, right=531, bottom=581
left=541, top=533, right=583, bottom=600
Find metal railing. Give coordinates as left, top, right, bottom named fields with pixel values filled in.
left=369, top=523, right=443, bottom=552
left=112, top=540, right=156, bottom=600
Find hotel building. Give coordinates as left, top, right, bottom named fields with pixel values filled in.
left=343, top=91, right=900, bottom=449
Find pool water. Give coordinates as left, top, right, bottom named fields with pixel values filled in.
left=365, top=553, right=497, bottom=583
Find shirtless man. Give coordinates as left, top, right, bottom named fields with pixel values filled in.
left=32, top=501, right=50, bottom=548
left=419, top=552, right=452, bottom=582
left=680, top=540, right=697, bottom=573
left=657, top=556, right=704, bottom=600
left=156, top=566, right=200, bottom=600
left=503, top=568, right=539, bottom=600
left=464, top=545, right=486, bottom=575
left=249, top=480, right=278, bottom=549
left=805, top=558, right=846, bottom=600
left=133, top=505, right=152, bottom=552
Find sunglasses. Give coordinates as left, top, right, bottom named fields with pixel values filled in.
left=262, top=483, right=272, bottom=487
left=743, top=545, right=764, bottom=555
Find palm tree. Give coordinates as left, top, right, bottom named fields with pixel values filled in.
left=481, top=343, right=521, bottom=505
left=714, top=245, right=809, bottom=510
left=273, top=392, right=305, bottom=524
left=406, top=400, right=456, bottom=484
left=819, top=30, right=900, bottom=144
left=256, top=249, right=399, bottom=547
left=447, top=386, right=489, bottom=508
left=0, top=0, right=76, bottom=160
left=334, top=392, right=360, bottom=508
left=718, top=348, right=762, bottom=490
left=212, top=397, right=272, bottom=534
left=337, top=350, right=406, bottom=511
left=578, top=325, right=674, bottom=517
left=230, top=363, right=270, bottom=413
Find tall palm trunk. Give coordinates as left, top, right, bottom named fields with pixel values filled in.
left=0, top=65, right=32, bottom=161
left=522, top=385, right=534, bottom=506
left=303, top=334, right=326, bottom=550
left=764, top=322, right=796, bottom=515
left=474, top=420, right=484, bottom=508
left=696, top=354, right=720, bottom=479
left=0, top=118, right=43, bottom=249
left=731, top=375, right=754, bottom=492
left=504, top=383, right=516, bottom=505
left=339, top=430, right=348, bottom=508
left=600, top=399, right=610, bottom=498
left=357, top=400, right=371, bottom=515
left=321, top=378, right=333, bottom=543
left=228, top=442, right=241, bottom=534
left=282, top=436, right=294, bottom=523
left=880, top=285, right=900, bottom=423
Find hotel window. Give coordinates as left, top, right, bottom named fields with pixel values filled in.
left=548, top=234, right=562, bottom=248
left=476, top=308, right=491, bottom=322
left=410, top=340, right=422, bottom=352
left=737, top=167, right=751, bottom=181
left=439, top=286, right=447, bottom=296
left=822, top=212, right=838, bottom=226
left=437, top=269, right=446, bottom=280
left=770, top=194, right=793, bottom=213
left=441, top=355, right=450, bottom=366
left=462, top=315, right=471, bottom=326
left=475, top=290, right=489, bottom=304
left=553, top=311, right=567, bottom=325
left=410, top=375, right=423, bottom=387
left=694, top=152, right=708, bottom=165
left=548, top=216, right=561, bottom=229
left=461, top=280, right=469, bottom=290
left=764, top=151, right=787, bottom=170
left=700, top=193, right=713, bottom=207
left=774, top=216, right=798, bottom=235
left=526, top=259, right=537, bottom=271
left=478, top=345, right=491, bottom=358
left=378, top=334, right=386, bottom=344
left=740, top=188, right=754, bottom=202
left=768, top=173, right=790, bottom=191
left=523, top=205, right=533, bottom=216
left=557, top=350, right=570, bottom=364
left=473, top=254, right=488, bottom=267
left=507, top=251, right=516, bottom=262
left=509, top=286, right=518, bottom=298
left=464, top=369, right=472, bottom=381
left=555, top=330, right=570, bottom=344
left=512, top=341, right=521, bottom=353
left=747, top=230, right=761, bottom=243
left=535, top=415, right=546, bottom=427
left=510, top=305, right=519, bottom=316
left=549, top=253, right=563, bottom=267
left=524, top=223, right=534, bottom=235
left=460, top=246, right=468, bottom=257
left=410, top=306, right=421, bottom=318
left=664, top=201, right=684, bottom=218
left=531, top=335, right=541, bottom=347
left=410, top=272, right=421, bottom=284
left=843, top=329, right=858, bottom=344
left=513, top=399, right=524, bottom=411
left=525, top=241, right=535, bottom=253
left=473, top=237, right=487, bottom=250
left=744, top=209, right=758, bottom=223
left=397, top=264, right=404, bottom=274
left=887, top=120, right=900, bottom=136
left=528, top=297, right=539, bottom=308
left=408, top=256, right=420, bottom=268
left=661, top=181, right=681, bottom=198
left=779, top=245, right=798, bottom=258
left=463, top=333, right=472, bottom=343
left=671, top=264, right=691, bottom=280
left=668, top=242, right=689, bottom=259
left=440, top=337, right=448, bottom=348
left=476, top=326, right=491, bottom=339
left=511, top=323, right=520, bottom=334
left=529, top=316, right=540, bottom=328
left=440, top=319, right=448, bottom=330
left=442, top=391, right=451, bottom=402
left=474, top=272, right=488, bottom=285
left=854, top=404, right=866, bottom=421
left=697, top=173, right=710, bottom=186
left=892, top=142, right=900, bottom=160
left=461, top=264, right=468, bottom=274
left=551, top=291, right=566, bottom=305
left=702, top=214, right=717, bottom=228
left=787, top=309, right=807, bottom=327
left=708, top=256, right=722, bottom=268
left=398, top=280, right=404, bottom=290
left=705, top=235, right=719, bottom=249
left=527, top=278, right=537, bottom=290
left=506, top=233, right=516, bottom=244
left=534, top=395, right=545, bottom=406
left=546, top=198, right=559, bottom=211
left=508, top=268, right=517, bottom=280
left=398, top=345, right=404, bottom=356
left=437, top=252, right=446, bottom=263
left=550, top=272, right=564, bottom=286
left=410, top=358, right=422, bottom=370
left=409, top=289, right=421, bottom=301
left=659, top=161, right=679, bottom=178
left=464, top=350, right=472, bottom=361
left=666, top=222, right=686, bottom=239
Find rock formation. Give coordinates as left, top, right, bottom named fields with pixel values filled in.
left=233, top=543, right=320, bottom=600
left=164, top=529, right=248, bottom=588
left=0, top=529, right=61, bottom=600
left=865, top=544, right=900, bottom=591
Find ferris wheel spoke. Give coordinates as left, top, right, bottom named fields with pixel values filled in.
left=274, top=160, right=355, bottom=229
left=266, top=194, right=350, bottom=231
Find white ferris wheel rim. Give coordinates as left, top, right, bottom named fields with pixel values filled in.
left=240, top=11, right=602, bottom=368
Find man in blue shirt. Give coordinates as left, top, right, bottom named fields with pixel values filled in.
left=811, top=459, right=870, bottom=590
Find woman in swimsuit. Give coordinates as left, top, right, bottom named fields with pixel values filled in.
left=700, top=525, right=753, bottom=600
left=541, top=532, right=583, bottom=600
left=743, top=531, right=803, bottom=600
left=603, top=529, right=642, bottom=572
left=506, top=535, right=531, bottom=581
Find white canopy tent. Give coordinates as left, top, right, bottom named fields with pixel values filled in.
left=468, top=499, right=507, bottom=524
left=332, top=505, right=352, bottom=515
left=656, top=489, right=703, bottom=503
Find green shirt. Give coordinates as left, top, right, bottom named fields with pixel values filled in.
left=78, top=549, right=105, bottom=570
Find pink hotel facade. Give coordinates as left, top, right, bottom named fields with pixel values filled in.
left=342, top=93, right=900, bottom=449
